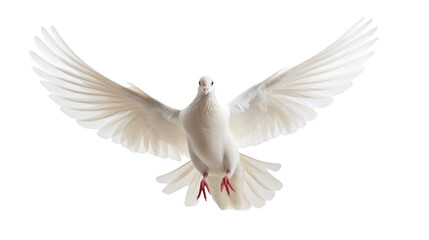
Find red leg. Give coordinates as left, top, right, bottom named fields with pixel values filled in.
left=220, top=171, right=235, bottom=196
left=197, top=173, right=211, bottom=201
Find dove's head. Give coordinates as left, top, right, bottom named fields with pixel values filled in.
left=198, top=76, right=215, bottom=95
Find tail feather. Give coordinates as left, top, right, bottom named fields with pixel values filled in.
left=245, top=174, right=275, bottom=201
left=245, top=163, right=282, bottom=191
left=208, top=175, right=229, bottom=209
left=156, top=161, right=202, bottom=206
left=156, top=153, right=282, bottom=210
left=184, top=172, right=201, bottom=206
left=243, top=183, right=265, bottom=208
left=240, top=154, right=282, bottom=209
left=156, top=161, right=194, bottom=184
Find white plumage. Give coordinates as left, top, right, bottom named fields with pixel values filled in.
left=31, top=19, right=376, bottom=210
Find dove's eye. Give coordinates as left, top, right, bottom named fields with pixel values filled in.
left=211, top=81, right=214, bottom=86
left=199, top=82, right=201, bottom=86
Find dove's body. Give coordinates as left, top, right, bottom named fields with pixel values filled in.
left=32, top=19, right=376, bottom=209
left=181, top=89, right=239, bottom=176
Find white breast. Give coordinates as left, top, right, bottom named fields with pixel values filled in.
left=181, top=95, right=237, bottom=173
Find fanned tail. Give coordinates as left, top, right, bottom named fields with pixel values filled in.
left=156, top=153, right=282, bottom=210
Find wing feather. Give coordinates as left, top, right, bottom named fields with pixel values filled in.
left=32, top=27, right=189, bottom=160
left=229, top=19, right=377, bottom=147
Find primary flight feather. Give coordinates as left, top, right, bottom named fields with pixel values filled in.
left=31, top=19, right=376, bottom=210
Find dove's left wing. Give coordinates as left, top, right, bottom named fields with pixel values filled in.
left=228, top=19, right=377, bottom=147
left=31, top=27, right=188, bottom=160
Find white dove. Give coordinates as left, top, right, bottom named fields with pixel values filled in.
left=31, top=19, right=376, bottom=210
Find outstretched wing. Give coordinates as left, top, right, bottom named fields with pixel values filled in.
left=31, top=27, right=188, bottom=160
left=228, top=19, right=377, bottom=147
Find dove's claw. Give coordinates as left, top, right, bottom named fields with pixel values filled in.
left=197, top=173, right=210, bottom=201
left=220, top=171, right=235, bottom=196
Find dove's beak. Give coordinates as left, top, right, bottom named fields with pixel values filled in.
left=203, top=87, right=210, bottom=95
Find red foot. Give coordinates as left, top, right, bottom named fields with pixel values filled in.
left=220, top=171, right=235, bottom=196
left=197, top=173, right=211, bottom=201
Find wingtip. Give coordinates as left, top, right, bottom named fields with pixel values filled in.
left=366, top=18, right=373, bottom=23
left=39, top=79, right=47, bottom=85
left=33, top=35, right=38, bottom=41
left=31, top=66, right=39, bottom=73
left=34, top=36, right=42, bottom=46
left=155, top=176, right=163, bottom=183
left=29, top=50, right=38, bottom=59
left=357, top=17, right=365, bottom=24
left=156, top=174, right=168, bottom=183
left=41, top=26, right=48, bottom=35
left=50, top=25, right=57, bottom=33
left=50, top=26, right=61, bottom=39
left=272, top=163, right=282, bottom=172
left=39, top=79, right=50, bottom=91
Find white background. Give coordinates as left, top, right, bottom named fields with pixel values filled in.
left=0, top=0, right=428, bottom=239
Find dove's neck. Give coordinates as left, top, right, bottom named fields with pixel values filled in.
left=191, top=91, right=219, bottom=112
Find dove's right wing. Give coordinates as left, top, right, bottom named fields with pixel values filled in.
left=31, top=27, right=189, bottom=161
left=228, top=19, right=376, bottom=147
